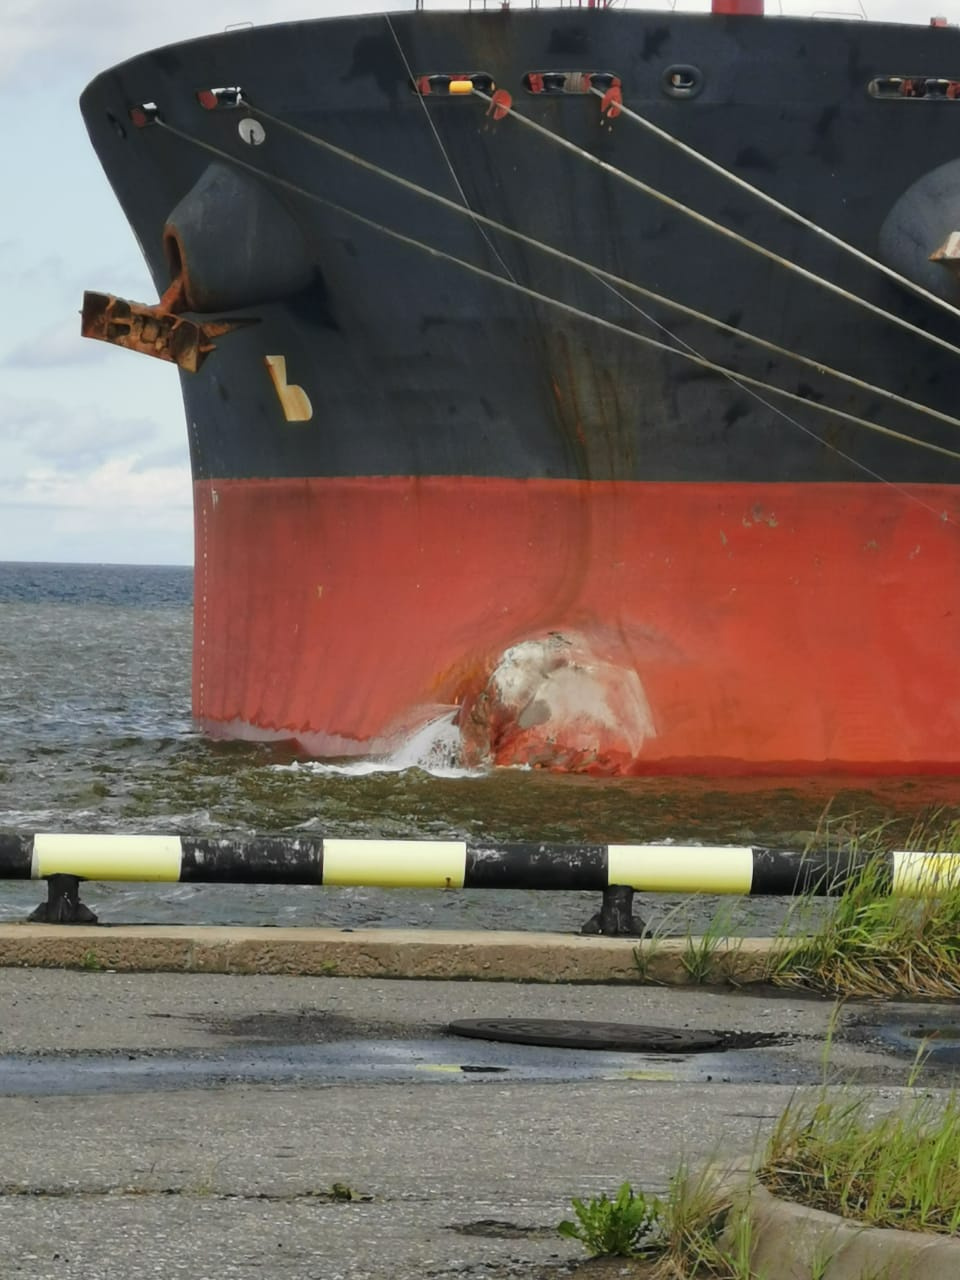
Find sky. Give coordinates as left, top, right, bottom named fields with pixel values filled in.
left=2, top=0, right=946, bottom=565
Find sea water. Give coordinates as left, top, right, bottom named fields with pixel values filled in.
left=0, top=561, right=956, bottom=932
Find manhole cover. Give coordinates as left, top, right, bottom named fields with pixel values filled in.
left=447, top=1019, right=722, bottom=1053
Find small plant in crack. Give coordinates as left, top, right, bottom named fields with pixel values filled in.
left=557, top=1181, right=664, bottom=1257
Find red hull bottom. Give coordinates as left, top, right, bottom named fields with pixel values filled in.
left=193, top=477, right=960, bottom=776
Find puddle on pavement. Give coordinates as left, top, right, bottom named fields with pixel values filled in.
left=850, top=1004, right=960, bottom=1065
left=0, top=1031, right=813, bottom=1097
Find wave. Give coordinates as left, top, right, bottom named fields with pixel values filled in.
left=270, top=713, right=481, bottom=780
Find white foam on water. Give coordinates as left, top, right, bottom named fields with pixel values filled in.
left=271, top=713, right=481, bottom=780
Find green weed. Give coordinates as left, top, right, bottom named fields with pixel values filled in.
left=557, top=1181, right=664, bottom=1256
left=326, top=1181, right=372, bottom=1202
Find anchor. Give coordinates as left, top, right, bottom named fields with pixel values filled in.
left=80, top=276, right=255, bottom=373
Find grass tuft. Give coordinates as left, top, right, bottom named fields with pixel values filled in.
left=652, top=1164, right=752, bottom=1277
left=680, top=907, right=741, bottom=985
left=627, top=806, right=960, bottom=997
left=769, top=808, right=960, bottom=997
left=561, top=1086, right=960, bottom=1274
left=759, top=1087, right=960, bottom=1236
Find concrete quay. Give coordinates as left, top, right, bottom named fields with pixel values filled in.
left=0, top=923, right=772, bottom=984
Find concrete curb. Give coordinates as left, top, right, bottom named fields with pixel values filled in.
left=0, top=924, right=778, bottom=983
left=720, top=1175, right=960, bottom=1280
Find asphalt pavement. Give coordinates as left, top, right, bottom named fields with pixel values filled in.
left=0, top=969, right=954, bottom=1280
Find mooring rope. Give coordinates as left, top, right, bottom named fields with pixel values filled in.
left=472, top=89, right=960, bottom=363
left=595, top=87, right=960, bottom=326
left=244, top=102, right=960, bottom=436
left=156, top=119, right=960, bottom=465
left=582, top=274, right=959, bottom=516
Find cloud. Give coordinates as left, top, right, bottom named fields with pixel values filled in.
left=0, top=240, right=160, bottom=319
left=134, top=443, right=191, bottom=470
left=0, top=388, right=191, bottom=561
left=1, top=0, right=405, bottom=91
left=0, top=250, right=73, bottom=294
left=3, top=455, right=191, bottom=513
left=3, top=319, right=106, bottom=369
left=0, top=454, right=193, bottom=564
left=0, top=396, right=163, bottom=469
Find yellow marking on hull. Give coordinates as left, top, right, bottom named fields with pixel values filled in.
left=265, top=354, right=313, bottom=422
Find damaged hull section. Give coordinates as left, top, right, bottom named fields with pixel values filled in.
left=193, top=476, right=960, bottom=775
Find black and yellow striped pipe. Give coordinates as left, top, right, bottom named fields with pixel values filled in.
left=0, top=832, right=958, bottom=896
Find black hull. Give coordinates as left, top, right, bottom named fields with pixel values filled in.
left=81, top=9, right=960, bottom=486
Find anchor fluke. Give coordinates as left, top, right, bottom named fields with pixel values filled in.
left=80, top=286, right=255, bottom=372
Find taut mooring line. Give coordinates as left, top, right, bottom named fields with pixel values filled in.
left=152, top=120, right=960, bottom=464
